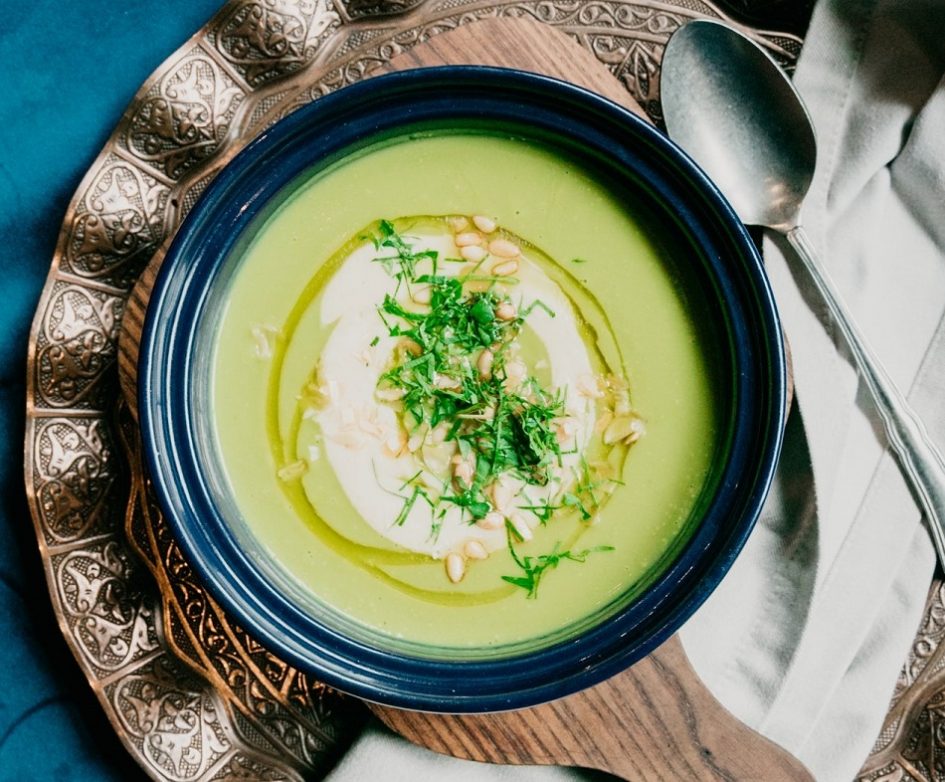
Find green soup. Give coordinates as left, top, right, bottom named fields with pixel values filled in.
left=210, top=131, right=723, bottom=655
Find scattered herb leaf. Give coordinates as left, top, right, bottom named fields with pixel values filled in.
left=502, top=527, right=615, bottom=598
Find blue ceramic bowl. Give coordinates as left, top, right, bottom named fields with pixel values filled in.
left=140, top=66, right=786, bottom=712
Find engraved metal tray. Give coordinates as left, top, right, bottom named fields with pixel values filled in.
left=24, top=1, right=939, bottom=779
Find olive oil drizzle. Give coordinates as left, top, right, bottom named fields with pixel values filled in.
left=265, top=216, right=631, bottom=605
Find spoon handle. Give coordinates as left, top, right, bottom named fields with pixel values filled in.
left=787, top=226, right=945, bottom=563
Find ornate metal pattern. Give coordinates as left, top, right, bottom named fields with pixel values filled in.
left=124, top=49, right=247, bottom=182
left=23, top=2, right=874, bottom=780
left=34, top=282, right=125, bottom=409
left=54, top=537, right=160, bottom=674
left=856, top=580, right=945, bottom=782
left=32, top=415, right=119, bottom=543
left=207, top=1, right=342, bottom=87
left=63, top=157, right=170, bottom=288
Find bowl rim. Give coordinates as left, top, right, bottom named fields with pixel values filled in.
left=139, top=65, right=786, bottom=712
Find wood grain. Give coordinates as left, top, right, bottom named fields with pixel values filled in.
left=118, top=17, right=809, bottom=782
left=373, top=635, right=809, bottom=781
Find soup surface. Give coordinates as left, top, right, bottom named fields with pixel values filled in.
left=211, top=131, right=722, bottom=653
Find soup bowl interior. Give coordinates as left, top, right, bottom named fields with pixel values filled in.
left=139, top=66, right=785, bottom=712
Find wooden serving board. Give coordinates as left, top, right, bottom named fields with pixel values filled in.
left=119, top=17, right=809, bottom=782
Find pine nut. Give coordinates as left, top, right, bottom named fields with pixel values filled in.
left=625, top=417, right=646, bottom=444
left=603, top=416, right=635, bottom=445
left=576, top=373, right=605, bottom=399
left=477, top=348, right=494, bottom=379
left=382, top=430, right=407, bottom=458
left=412, top=286, right=432, bottom=305
left=491, top=259, right=519, bottom=277
left=448, top=216, right=470, bottom=233
left=375, top=386, right=405, bottom=402
left=489, top=479, right=515, bottom=512
left=446, top=552, right=466, bottom=583
left=421, top=441, right=454, bottom=475
left=495, top=301, right=517, bottom=321
left=251, top=324, right=279, bottom=359
left=434, top=373, right=461, bottom=390
left=489, top=238, right=520, bottom=258
left=472, top=215, right=497, bottom=233
left=455, top=231, right=482, bottom=247
left=400, top=338, right=422, bottom=356
left=277, top=460, right=307, bottom=482
left=503, top=359, right=527, bottom=391
left=464, top=540, right=489, bottom=560
left=477, top=511, right=505, bottom=530
left=460, top=245, right=487, bottom=263
left=407, top=426, right=427, bottom=452
left=453, top=457, right=475, bottom=487
left=553, top=416, right=577, bottom=443
left=509, top=512, right=533, bottom=541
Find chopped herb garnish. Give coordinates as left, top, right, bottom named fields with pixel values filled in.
left=561, top=492, right=592, bottom=521
left=358, top=219, right=636, bottom=592
left=372, top=219, right=439, bottom=291
left=520, top=299, right=557, bottom=319
left=392, top=472, right=434, bottom=527
left=428, top=509, right=445, bottom=543
left=502, top=527, right=614, bottom=598
left=441, top=489, right=491, bottom=520
left=393, top=486, right=422, bottom=527
left=370, top=226, right=565, bottom=504
left=516, top=498, right=560, bottom=525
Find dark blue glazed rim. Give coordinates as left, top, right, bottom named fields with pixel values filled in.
left=140, top=66, right=786, bottom=712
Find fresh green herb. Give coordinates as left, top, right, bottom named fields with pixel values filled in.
left=398, top=469, right=424, bottom=491
left=366, top=221, right=628, bottom=588
left=516, top=498, right=560, bottom=525
left=520, top=299, right=557, bottom=319
left=369, top=336, right=380, bottom=347
left=392, top=473, right=433, bottom=527
left=371, top=221, right=571, bottom=522
left=428, top=509, right=445, bottom=543
left=392, top=486, right=421, bottom=526
left=560, top=492, right=592, bottom=521
left=441, top=489, right=491, bottom=520
left=567, top=456, right=623, bottom=517
left=502, top=528, right=615, bottom=598
left=372, top=219, right=439, bottom=290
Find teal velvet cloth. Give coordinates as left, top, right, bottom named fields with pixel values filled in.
left=0, top=3, right=222, bottom=778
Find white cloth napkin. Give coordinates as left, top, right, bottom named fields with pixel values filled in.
left=326, top=2, right=945, bottom=779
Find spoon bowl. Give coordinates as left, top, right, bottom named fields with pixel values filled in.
left=662, top=20, right=816, bottom=232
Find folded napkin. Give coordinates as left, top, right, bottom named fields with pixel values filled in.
left=328, top=1, right=945, bottom=780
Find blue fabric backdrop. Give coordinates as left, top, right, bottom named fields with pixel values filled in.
left=0, top=3, right=223, bottom=778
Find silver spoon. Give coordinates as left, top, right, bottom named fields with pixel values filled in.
left=660, top=19, right=945, bottom=565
